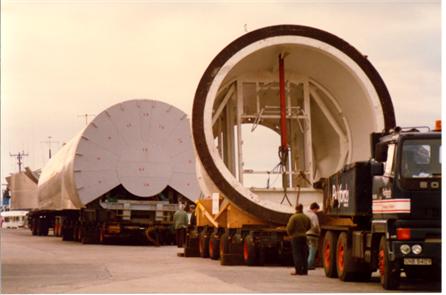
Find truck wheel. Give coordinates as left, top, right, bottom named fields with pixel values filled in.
left=31, top=219, right=38, bottom=236
left=36, top=219, right=43, bottom=236
left=243, top=234, right=257, bottom=266
left=209, top=235, right=220, bottom=260
left=72, top=225, right=79, bottom=241
left=219, top=232, right=229, bottom=265
left=336, top=232, right=355, bottom=281
left=38, top=219, right=49, bottom=236
left=81, top=233, right=89, bottom=244
left=378, top=236, right=400, bottom=290
left=322, top=231, right=338, bottom=278
left=199, top=231, right=210, bottom=258
left=81, top=228, right=97, bottom=244
left=76, top=226, right=82, bottom=242
left=41, top=225, right=49, bottom=236
left=62, top=227, right=73, bottom=241
left=99, top=227, right=108, bottom=244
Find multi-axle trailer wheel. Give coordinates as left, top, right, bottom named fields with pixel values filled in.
left=378, top=236, right=400, bottom=290
left=321, top=229, right=401, bottom=288
left=323, top=231, right=338, bottom=278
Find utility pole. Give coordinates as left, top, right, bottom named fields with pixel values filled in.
left=78, top=113, right=95, bottom=126
left=9, top=151, right=29, bottom=172
left=41, top=136, right=59, bottom=159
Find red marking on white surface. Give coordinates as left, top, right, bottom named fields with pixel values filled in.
left=373, top=199, right=411, bottom=214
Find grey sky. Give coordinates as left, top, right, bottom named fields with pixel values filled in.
left=1, top=1, right=441, bottom=184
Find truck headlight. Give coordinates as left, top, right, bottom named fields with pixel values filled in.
left=400, top=244, right=411, bottom=255
left=412, top=244, right=422, bottom=255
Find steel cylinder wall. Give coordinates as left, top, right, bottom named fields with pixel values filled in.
left=192, top=25, right=396, bottom=224
left=37, top=99, right=201, bottom=210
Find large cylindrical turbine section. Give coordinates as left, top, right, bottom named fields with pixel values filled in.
left=193, top=25, right=395, bottom=224
left=37, top=99, right=201, bottom=210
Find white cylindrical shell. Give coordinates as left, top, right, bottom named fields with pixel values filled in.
left=37, top=99, right=201, bottom=210
left=192, top=25, right=396, bottom=224
left=6, top=169, right=39, bottom=210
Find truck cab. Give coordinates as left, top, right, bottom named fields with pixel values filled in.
left=372, top=126, right=441, bottom=288
left=319, top=124, right=441, bottom=290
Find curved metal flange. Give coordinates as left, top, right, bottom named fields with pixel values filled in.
left=192, top=25, right=396, bottom=225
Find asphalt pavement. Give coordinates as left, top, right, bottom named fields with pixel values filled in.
left=1, top=229, right=441, bottom=293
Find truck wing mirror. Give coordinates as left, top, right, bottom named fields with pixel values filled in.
left=375, top=142, right=388, bottom=162
left=370, top=160, right=384, bottom=176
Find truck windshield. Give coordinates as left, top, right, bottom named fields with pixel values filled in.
left=401, top=138, right=441, bottom=178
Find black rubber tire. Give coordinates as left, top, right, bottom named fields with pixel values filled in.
left=72, top=225, right=78, bottom=241
left=209, top=235, right=220, bottom=260
left=199, top=231, right=210, bottom=258
left=38, top=219, right=49, bottom=236
left=184, top=227, right=200, bottom=257
left=336, top=232, right=355, bottom=281
left=41, top=226, right=49, bottom=236
left=62, top=228, right=73, bottom=241
left=81, top=227, right=98, bottom=244
left=81, top=234, right=89, bottom=244
left=243, top=234, right=257, bottom=266
left=99, top=227, right=108, bottom=244
left=76, top=226, right=82, bottom=242
left=322, top=231, right=338, bottom=278
left=378, top=236, right=400, bottom=290
left=31, top=219, right=38, bottom=236
left=219, top=232, right=229, bottom=264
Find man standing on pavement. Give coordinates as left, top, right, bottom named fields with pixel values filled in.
left=306, top=202, right=321, bottom=270
left=173, top=203, right=188, bottom=247
left=189, top=204, right=196, bottom=226
left=287, top=203, right=311, bottom=275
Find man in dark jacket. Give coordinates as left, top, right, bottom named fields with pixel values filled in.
left=173, top=204, right=189, bottom=247
left=287, top=203, right=311, bottom=275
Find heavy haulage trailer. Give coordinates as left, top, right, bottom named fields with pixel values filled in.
left=182, top=24, right=441, bottom=290
left=28, top=99, right=201, bottom=244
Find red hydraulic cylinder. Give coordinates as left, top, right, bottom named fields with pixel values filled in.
left=279, top=54, right=288, bottom=150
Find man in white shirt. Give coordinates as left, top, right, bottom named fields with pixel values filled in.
left=305, top=202, right=320, bottom=270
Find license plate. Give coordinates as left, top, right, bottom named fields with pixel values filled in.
left=403, top=258, right=432, bottom=265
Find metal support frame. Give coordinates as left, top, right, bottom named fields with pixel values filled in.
left=309, top=86, right=350, bottom=172
left=211, top=75, right=350, bottom=191
left=236, top=80, right=244, bottom=184
left=212, top=84, right=235, bottom=126
left=303, top=80, right=314, bottom=183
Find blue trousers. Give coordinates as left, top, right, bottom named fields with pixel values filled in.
left=291, top=236, right=308, bottom=274
left=307, top=236, right=319, bottom=268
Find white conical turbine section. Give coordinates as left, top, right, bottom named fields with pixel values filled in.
left=38, top=99, right=200, bottom=209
